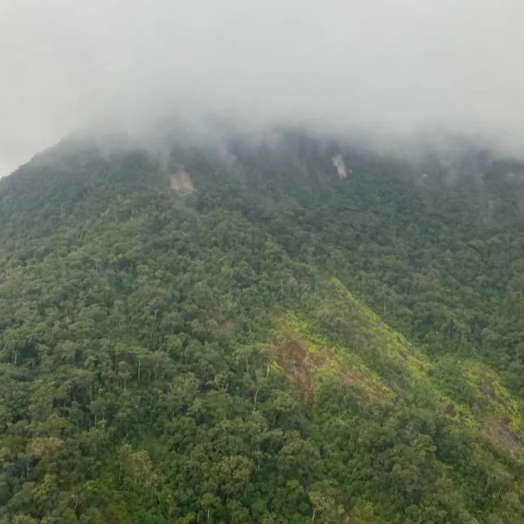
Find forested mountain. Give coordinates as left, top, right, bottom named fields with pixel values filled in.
left=2, top=126, right=524, bottom=523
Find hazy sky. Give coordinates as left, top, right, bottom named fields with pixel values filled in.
left=1, top=0, right=523, bottom=176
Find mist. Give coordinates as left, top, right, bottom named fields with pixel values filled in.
left=1, top=0, right=523, bottom=177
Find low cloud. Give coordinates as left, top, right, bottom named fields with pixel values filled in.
left=1, top=0, right=523, bottom=176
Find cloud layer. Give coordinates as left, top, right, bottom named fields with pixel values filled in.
left=1, top=0, right=523, bottom=175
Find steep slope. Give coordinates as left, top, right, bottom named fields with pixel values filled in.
left=1, top=129, right=524, bottom=523
left=274, top=279, right=524, bottom=522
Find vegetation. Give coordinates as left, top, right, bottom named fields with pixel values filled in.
left=1, top=128, right=524, bottom=522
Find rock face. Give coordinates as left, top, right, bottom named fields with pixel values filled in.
left=332, top=153, right=348, bottom=179
left=170, top=170, right=195, bottom=194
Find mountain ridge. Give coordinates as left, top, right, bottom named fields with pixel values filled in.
left=2, top=128, right=524, bottom=522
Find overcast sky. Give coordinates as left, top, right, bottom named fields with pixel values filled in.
left=1, top=0, right=523, bottom=176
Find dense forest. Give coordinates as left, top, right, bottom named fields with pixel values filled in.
left=2, top=125, right=524, bottom=523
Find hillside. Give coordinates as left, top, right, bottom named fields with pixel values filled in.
left=2, top=128, right=524, bottom=523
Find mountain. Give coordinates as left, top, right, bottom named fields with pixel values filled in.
left=2, top=126, right=524, bottom=523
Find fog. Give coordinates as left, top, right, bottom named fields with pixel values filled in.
left=1, top=0, right=523, bottom=176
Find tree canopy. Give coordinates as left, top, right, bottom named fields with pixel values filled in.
left=1, top=129, right=524, bottom=522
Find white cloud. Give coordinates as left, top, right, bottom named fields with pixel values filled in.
left=1, top=0, right=523, bottom=175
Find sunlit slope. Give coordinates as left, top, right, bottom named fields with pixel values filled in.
left=270, top=278, right=524, bottom=522
left=275, top=278, right=524, bottom=459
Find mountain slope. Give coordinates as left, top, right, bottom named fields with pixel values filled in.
left=1, top=129, right=524, bottom=523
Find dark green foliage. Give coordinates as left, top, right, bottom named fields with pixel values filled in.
left=1, top=129, right=524, bottom=522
